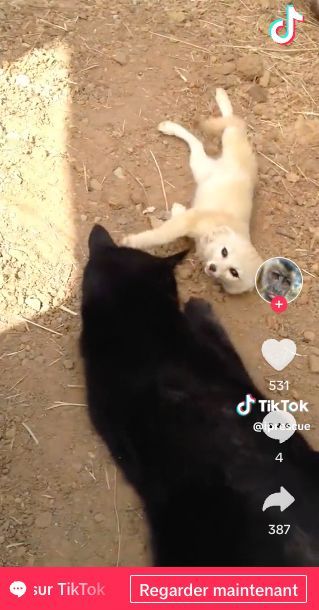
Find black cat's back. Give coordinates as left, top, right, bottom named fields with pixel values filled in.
left=81, top=225, right=319, bottom=567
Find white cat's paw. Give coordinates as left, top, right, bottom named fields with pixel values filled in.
left=158, top=120, right=178, bottom=136
left=171, top=202, right=186, bottom=218
left=122, top=234, right=138, bottom=248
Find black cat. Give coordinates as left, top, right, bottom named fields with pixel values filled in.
left=80, top=224, right=319, bottom=567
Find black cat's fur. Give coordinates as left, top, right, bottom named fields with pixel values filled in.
left=80, top=224, right=319, bottom=567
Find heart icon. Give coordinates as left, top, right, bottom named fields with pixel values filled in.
left=262, top=339, right=297, bottom=371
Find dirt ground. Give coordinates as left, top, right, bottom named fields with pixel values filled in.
left=0, top=0, right=318, bottom=567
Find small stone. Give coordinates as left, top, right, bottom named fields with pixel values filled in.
left=236, top=55, right=264, bottom=80
left=303, top=331, right=315, bottom=343
left=168, top=10, right=187, bottom=24
left=35, top=512, right=52, bottom=528
left=135, top=204, right=143, bottom=213
left=24, top=296, right=42, bottom=312
left=94, top=513, right=105, bottom=523
left=0, top=535, right=5, bottom=544
left=113, top=51, right=128, bottom=66
left=94, top=216, right=102, bottom=223
left=259, top=70, right=271, bottom=87
left=63, top=358, right=74, bottom=370
left=217, top=61, right=236, bottom=76
left=142, top=206, right=156, bottom=214
left=309, top=354, right=319, bottom=373
left=89, top=178, right=102, bottom=191
left=113, top=166, right=125, bottom=179
left=80, top=214, right=87, bottom=222
left=109, top=200, right=124, bottom=210
left=248, top=84, right=268, bottom=103
left=286, top=172, right=300, bottom=183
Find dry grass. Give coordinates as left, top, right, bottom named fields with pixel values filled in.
left=150, top=150, right=169, bottom=211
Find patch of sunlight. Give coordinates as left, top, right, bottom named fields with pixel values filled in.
left=0, top=44, right=76, bottom=328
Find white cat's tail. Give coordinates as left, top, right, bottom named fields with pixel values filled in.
left=215, top=87, right=233, bottom=117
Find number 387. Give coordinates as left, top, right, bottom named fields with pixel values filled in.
left=268, top=524, right=290, bottom=535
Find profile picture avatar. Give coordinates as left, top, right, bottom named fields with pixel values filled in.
left=255, top=257, right=303, bottom=304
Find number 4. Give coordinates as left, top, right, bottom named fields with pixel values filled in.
left=276, top=453, right=283, bottom=462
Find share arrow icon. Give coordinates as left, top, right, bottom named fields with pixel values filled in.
left=262, top=486, right=295, bottom=512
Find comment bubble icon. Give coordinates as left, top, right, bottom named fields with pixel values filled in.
left=262, top=410, right=296, bottom=444
left=10, top=581, right=27, bottom=597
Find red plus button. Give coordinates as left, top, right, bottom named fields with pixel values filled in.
left=270, top=296, right=288, bottom=313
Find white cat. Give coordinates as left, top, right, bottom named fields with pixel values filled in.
left=123, top=88, right=262, bottom=295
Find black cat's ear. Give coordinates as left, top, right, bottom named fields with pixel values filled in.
left=165, top=249, right=189, bottom=268
left=88, top=224, right=117, bottom=256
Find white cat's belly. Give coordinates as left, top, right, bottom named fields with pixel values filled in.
left=192, top=171, right=254, bottom=223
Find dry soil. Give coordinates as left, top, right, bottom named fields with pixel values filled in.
left=0, top=0, right=318, bottom=566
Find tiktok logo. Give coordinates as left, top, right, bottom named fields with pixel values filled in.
left=269, top=4, right=304, bottom=45
left=236, top=394, right=256, bottom=416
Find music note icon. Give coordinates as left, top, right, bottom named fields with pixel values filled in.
left=269, top=4, right=304, bottom=45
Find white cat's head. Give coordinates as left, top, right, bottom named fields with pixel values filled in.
left=199, top=227, right=262, bottom=295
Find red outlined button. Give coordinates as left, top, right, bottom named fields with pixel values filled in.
left=130, top=574, right=307, bottom=604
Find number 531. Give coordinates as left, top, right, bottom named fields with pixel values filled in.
left=269, top=380, right=289, bottom=391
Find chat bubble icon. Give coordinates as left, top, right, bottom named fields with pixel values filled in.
left=10, top=581, right=27, bottom=597
left=262, top=410, right=296, bottom=444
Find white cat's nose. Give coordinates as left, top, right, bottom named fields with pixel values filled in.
left=209, top=263, right=217, bottom=273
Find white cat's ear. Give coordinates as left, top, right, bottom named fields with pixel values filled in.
left=88, top=224, right=117, bottom=257
left=198, top=233, right=212, bottom=248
